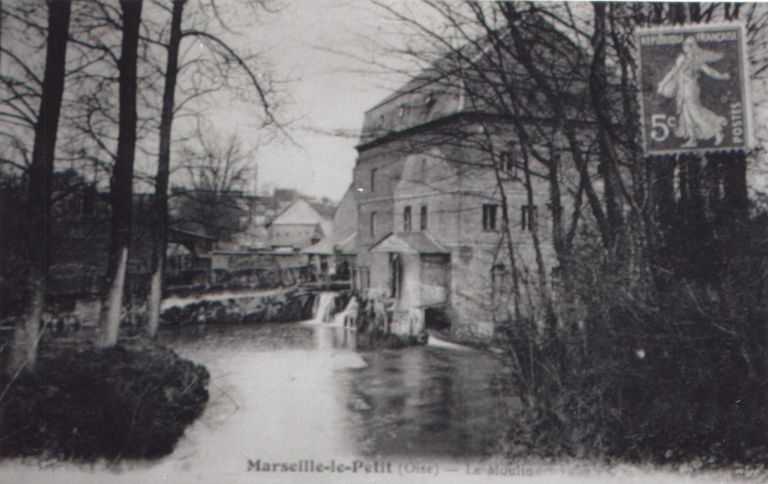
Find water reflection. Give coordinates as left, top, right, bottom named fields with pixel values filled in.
left=161, top=321, right=512, bottom=459
left=0, top=321, right=514, bottom=483
left=342, top=346, right=512, bottom=458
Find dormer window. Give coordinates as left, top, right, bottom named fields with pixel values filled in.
left=398, top=105, right=405, bottom=118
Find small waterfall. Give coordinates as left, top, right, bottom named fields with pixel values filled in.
left=332, top=295, right=358, bottom=329
left=311, top=292, right=337, bottom=324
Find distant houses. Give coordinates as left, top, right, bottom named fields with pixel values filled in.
left=2, top=173, right=338, bottom=305
left=302, top=184, right=357, bottom=281
left=267, top=198, right=331, bottom=250
left=0, top=163, right=351, bottom=319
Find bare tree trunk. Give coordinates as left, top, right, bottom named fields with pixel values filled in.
left=98, top=0, right=142, bottom=348
left=590, top=2, right=623, bottom=250
left=147, top=0, right=186, bottom=338
left=500, top=4, right=612, bottom=249
left=547, top=143, right=566, bottom=260
left=520, top=145, right=548, bottom=297
left=7, top=0, right=72, bottom=376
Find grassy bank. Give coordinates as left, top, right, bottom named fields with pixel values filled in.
left=0, top=336, right=209, bottom=461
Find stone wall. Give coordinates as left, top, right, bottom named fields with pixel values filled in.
left=160, top=289, right=317, bottom=326
left=352, top=120, right=587, bottom=342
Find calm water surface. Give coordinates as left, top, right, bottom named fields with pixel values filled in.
left=0, top=320, right=516, bottom=484
left=159, top=321, right=515, bottom=459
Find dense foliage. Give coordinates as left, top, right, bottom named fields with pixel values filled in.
left=0, top=337, right=209, bottom=460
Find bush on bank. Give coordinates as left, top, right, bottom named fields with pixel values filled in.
left=0, top=336, right=209, bottom=461
left=499, top=219, right=768, bottom=468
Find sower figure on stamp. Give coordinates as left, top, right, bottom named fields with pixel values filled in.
left=657, top=36, right=730, bottom=148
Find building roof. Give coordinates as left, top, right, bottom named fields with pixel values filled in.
left=168, top=228, right=218, bottom=242
left=369, top=231, right=449, bottom=255
left=267, top=198, right=329, bottom=227
left=301, top=238, right=334, bottom=255
left=331, top=184, right=358, bottom=244
left=337, top=232, right=357, bottom=255
left=166, top=243, right=192, bottom=257
left=309, top=201, right=337, bottom=220
left=357, top=21, right=589, bottom=149
left=319, top=219, right=333, bottom=239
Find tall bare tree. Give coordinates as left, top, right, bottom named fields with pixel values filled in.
left=7, top=0, right=72, bottom=375
left=173, top=128, right=256, bottom=242
left=97, top=0, right=142, bottom=348
left=144, top=0, right=282, bottom=337
left=146, top=0, right=186, bottom=338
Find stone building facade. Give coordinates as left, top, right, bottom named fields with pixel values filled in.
left=351, top=57, right=587, bottom=342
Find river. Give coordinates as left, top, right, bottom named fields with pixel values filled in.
left=0, top=310, right=751, bottom=483
left=0, top=309, right=522, bottom=484
left=157, top=319, right=515, bottom=461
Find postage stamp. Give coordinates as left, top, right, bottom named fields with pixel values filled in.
left=637, top=22, right=753, bottom=155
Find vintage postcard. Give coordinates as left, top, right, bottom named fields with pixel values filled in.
left=1, top=2, right=768, bottom=484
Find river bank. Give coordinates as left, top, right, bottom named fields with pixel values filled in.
left=160, top=288, right=317, bottom=327
left=0, top=318, right=766, bottom=483
left=0, top=335, right=209, bottom=461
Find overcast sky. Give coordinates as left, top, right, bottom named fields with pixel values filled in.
left=154, top=0, right=768, bottom=202
left=204, top=0, right=413, bottom=202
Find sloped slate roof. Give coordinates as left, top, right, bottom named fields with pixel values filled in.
left=269, top=198, right=327, bottom=226
left=370, top=231, right=449, bottom=255
left=337, top=232, right=357, bottom=255
left=301, top=238, right=334, bottom=255
left=319, top=219, right=334, bottom=239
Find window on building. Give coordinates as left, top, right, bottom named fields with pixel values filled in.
left=500, top=151, right=518, bottom=179
left=403, top=206, right=412, bottom=231
left=390, top=253, right=403, bottom=299
left=370, top=168, right=377, bottom=192
left=482, top=204, right=498, bottom=231
left=491, top=262, right=506, bottom=288
left=420, top=205, right=428, bottom=231
left=521, top=204, right=538, bottom=231
left=370, top=211, right=377, bottom=237
left=491, top=262, right=509, bottom=304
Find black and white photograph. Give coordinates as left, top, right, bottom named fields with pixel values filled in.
left=2, top=1, right=768, bottom=483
